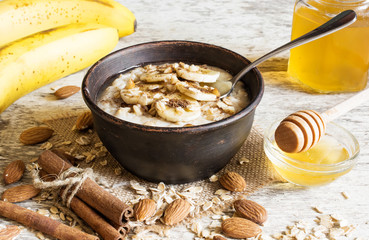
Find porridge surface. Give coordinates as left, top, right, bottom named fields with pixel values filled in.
left=98, top=62, right=249, bottom=127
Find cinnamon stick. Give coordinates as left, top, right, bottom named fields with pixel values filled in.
left=68, top=196, right=123, bottom=240
left=0, top=200, right=98, bottom=240
left=110, top=221, right=130, bottom=237
left=38, top=150, right=133, bottom=227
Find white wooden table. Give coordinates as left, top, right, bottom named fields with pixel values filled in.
left=1, top=0, right=368, bottom=239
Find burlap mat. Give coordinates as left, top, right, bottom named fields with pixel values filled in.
left=43, top=112, right=283, bottom=235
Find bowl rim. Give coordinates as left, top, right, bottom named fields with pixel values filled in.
left=82, top=40, right=264, bottom=133
left=264, top=120, right=360, bottom=173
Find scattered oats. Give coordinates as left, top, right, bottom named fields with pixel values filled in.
left=75, top=136, right=91, bottom=145
left=94, top=142, right=103, bottom=148
left=157, top=182, right=165, bottom=192
left=220, top=194, right=233, bottom=201
left=221, top=215, right=230, bottom=220
left=189, top=205, right=196, bottom=214
left=30, top=157, right=38, bottom=163
left=336, top=219, right=349, bottom=228
left=318, top=215, right=334, bottom=229
left=340, top=191, right=349, bottom=199
left=212, top=197, right=221, bottom=205
left=211, top=215, right=222, bottom=220
left=202, top=201, right=213, bottom=211
left=47, top=195, right=55, bottom=200
left=130, top=181, right=149, bottom=195
left=272, top=233, right=283, bottom=239
left=182, top=186, right=203, bottom=193
left=74, top=154, right=85, bottom=160
left=312, top=206, right=324, bottom=214
left=209, top=175, right=218, bottom=182
left=85, top=153, right=96, bottom=163
left=164, top=195, right=173, bottom=204
left=96, top=150, right=107, bottom=157
left=49, top=206, right=59, bottom=214
left=37, top=209, right=49, bottom=216
left=61, top=141, right=72, bottom=145
left=209, top=220, right=221, bottom=228
left=342, top=225, right=355, bottom=235
left=26, top=163, right=35, bottom=171
left=136, top=190, right=149, bottom=195
left=313, top=225, right=328, bottom=234
left=100, top=160, right=108, bottom=166
left=36, top=231, right=45, bottom=239
left=239, top=156, right=250, bottom=165
left=114, top=167, right=122, bottom=175
left=214, top=189, right=230, bottom=196
left=90, top=149, right=97, bottom=155
left=201, top=229, right=211, bottom=238
left=40, top=192, right=50, bottom=199
left=59, top=212, right=65, bottom=221
left=66, top=216, right=73, bottom=222
left=329, top=228, right=345, bottom=238
left=330, top=214, right=344, bottom=223
left=50, top=214, right=59, bottom=220
left=39, top=142, right=53, bottom=150
left=191, top=221, right=203, bottom=237
left=25, top=151, right=37, bottom=156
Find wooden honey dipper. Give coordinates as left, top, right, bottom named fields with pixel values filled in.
left=275, top=87, right=369, bottom=153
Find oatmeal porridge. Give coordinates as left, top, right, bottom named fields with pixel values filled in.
left=98, top=62, right=249, bottom=127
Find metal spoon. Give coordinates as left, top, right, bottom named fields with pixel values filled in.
left=220, top=10, right=357, bottom=99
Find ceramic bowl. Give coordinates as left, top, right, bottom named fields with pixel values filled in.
left=82, top=40, right=264, bottom=183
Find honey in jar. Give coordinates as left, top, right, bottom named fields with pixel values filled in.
left=288, top=0, right=369, bottom=92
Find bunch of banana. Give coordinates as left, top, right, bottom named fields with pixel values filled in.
left=0, top=24, right=119, bottom=113
left=0, top=0, right=136, bottom=46
left=0, top=0, right=136, bottom=113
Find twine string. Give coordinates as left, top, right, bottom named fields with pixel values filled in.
left=32, top=166, right=94, bottom=208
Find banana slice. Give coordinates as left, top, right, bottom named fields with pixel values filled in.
left=140, top=72, right=175, bottom=82
left=176, top=65, right=220, bottom=83
left=120, top=83, right=165, bottom=106
left=176, top=81, right=219, bottom=101
left=155, top=95, right=201, bottom=122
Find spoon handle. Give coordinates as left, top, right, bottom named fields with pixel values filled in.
left=225, top=10, right=357, bottom=98
left=321, top=87, right=369, bottom=122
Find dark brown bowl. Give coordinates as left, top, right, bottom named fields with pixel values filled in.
left=82, top=40, right=263, bottom=184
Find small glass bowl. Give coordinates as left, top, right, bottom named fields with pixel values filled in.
left=264, top=120, right=360, bottom=186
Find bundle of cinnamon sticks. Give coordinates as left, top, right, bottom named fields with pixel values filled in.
left=0, top=150, right=133, bottom=240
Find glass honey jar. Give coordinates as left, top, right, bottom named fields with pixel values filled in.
left=288, top=0, right=369, bottom=92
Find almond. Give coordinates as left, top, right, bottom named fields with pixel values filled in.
left=54, top=85, right=81, bottom=99
left=221, top=217, right=261, bottom=239
left=219, top=172, right=246, bottom=192
left=3, top=160, right=25, bottom=185
left=234, top=199, right=268, bottom=225
left=74, top=111, right=93, bottom=130
left=19, top=127, right=54, bottom=145
left=1, top=184, right=40, bottom=203
left=163, top=198, right=191, bottom=225
left=134, top=198, right=156, bottom=221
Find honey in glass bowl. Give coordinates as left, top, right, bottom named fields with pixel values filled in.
left=288, top=0, right=369, bottom=92
left=264, top=121, right=360, bottom=186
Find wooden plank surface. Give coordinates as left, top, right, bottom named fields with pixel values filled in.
left=0, top=0, right=368, bottom=238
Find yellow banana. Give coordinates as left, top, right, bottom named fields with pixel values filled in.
left=0, top=23, right=119, bottom=113
left=0, top=0, right=136, bottom=46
